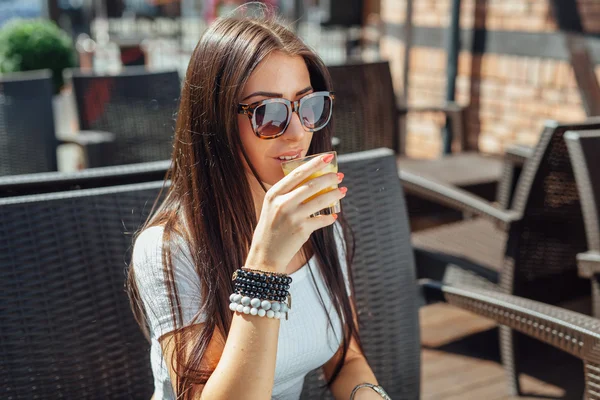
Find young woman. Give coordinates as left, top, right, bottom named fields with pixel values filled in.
left=128, top=12, right=389, bottom=400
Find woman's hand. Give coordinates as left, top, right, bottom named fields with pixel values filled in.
left=245, top=153, right=346, bottom=273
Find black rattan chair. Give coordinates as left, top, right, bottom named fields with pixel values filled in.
left=0, top=159, right=170, bottom=197
left=404, top=118, right=600, bottom=396
left=566, top=130, right=600, bottom=318
left=0, top=181, right=168, bottom=398
left=67, top=67, right=180, bottom=166
left=0, top=70, right=60, bottom=175
left=304, top=148, right=600, bottom=399
left=0, top=69, right=117, bottom=176
left=301, top=149, right=422, bottom=398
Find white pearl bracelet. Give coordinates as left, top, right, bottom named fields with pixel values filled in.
left=229, top=293, right=289, bottom=320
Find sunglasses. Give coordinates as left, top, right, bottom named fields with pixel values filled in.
left=238, top=91, right=335, bottom=139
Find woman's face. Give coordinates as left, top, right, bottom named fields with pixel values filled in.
left=238, top=51, right=314, bottom=186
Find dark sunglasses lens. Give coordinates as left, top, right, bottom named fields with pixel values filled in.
left=254, top=102, right=289, bottom=137
left=300, top=95, right=332, bottom=130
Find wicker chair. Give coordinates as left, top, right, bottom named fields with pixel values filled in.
left=565, top=130, right=600, bottom=318
left=0, top=70, right=117, bottom=176
left=327, top=61, right=514, bottom=201
left=67, top=67, right=180, bottom=166
left=0, top=181, right=165, bottom=398
left=404, top=118, right=600, bottom=396
left=2, top=148, right=600, bottom=398
left=304, top=148, right=600, bottom=398
left=0, top=159, right=170, bottom=197
left=0, top=70, right=59, bottom=175
left=301, top=149, right=422, bottom=398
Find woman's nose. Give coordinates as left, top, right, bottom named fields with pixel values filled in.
left=284, top=111, right=306, bottom=142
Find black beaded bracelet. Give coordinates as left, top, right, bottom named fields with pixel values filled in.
left=232, top=268, right=292, bottom=302
left=235, top=286, right=287, bottom=302
left=233, top=279, right=290, bottom=301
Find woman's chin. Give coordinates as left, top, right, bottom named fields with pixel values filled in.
left=244, top=167, right=283, bottom=189
left=263, top=171, right=285, bottom=187
left=261, top=176, right=279, bottom=188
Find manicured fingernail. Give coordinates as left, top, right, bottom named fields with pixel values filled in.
left=337, top=172, right=344, bottom=182
left=332, top=214, right=338, bottom=220
left=323, top=154, right=335, bottom=163
left=339, top=187, right=348, bottom=194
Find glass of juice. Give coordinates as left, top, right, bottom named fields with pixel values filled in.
left=281, top=151, right=341, bottom=217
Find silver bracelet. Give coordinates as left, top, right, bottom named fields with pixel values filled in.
left=349, top=383, right=392, bottom=400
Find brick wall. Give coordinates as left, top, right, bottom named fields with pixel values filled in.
left=381, top=0, right=600, bottom=158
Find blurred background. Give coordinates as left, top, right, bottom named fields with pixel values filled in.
left=0, top=0, right=378, bottom=171
left=3, top=2, right=600, bottom=399
left=2, top=0, right=599, bottom=174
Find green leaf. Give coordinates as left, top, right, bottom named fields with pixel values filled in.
left=0, top=19, right=77, bottom=93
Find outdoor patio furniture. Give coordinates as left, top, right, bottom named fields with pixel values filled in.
left=1, top=147, right=599, bottom=398
left=420, top=279, right=600, bottom=399
left=0, top=181, right=162, bottom=398
left=405, top=118, right=600, bottom=396
left=0, top=70, right=57, bottom=175
left=0, top=70, right=114, bottom=176
left=327, top=61, right=521, bottom=203
left=303, top=148, right=600, bottom=398
left=67, top=67, right=181, bottom=166
left=565, top=130, right=600, bottom=318
left=0, top=159, right=170, bottom=197
left=497, top=143, right=535, bottom=209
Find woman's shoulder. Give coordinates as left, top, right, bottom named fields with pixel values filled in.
left=135, top=225, right=166, bottom=246
left=132, top=225, right=166, bottom=264
left=132, top=225, right=193, bottom=272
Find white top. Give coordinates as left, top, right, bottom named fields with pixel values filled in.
left=132, top=222, right=351, bottom=400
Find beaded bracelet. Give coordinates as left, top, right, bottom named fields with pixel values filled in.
left=228, top=293, right=289, bottom=320
left=234, top=285, right=289, bottom=302
left=232, top=268, right=292, bottom=302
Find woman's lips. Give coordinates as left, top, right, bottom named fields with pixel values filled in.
left=275, top=149, right=302, bottom=157
left=272, top=150, right=303, bottom=163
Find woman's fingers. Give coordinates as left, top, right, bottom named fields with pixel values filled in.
left=286, top=172, right=340, bottom=204
left=298, top=186, right=347, bottom=217
left=270, top=153, right=335, bottom=195
left=302, top=212, right=339, bottom=231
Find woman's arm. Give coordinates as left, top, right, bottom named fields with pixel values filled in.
left=322, top=337, right=382, bottom=400
left=161, top=310, right=281, bottom=400
left=322, top=297, right=383, bottom=400
left=156, top=156, right=344, bottom=399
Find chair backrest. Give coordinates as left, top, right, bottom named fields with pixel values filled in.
left=507, top=118, right=600, bottom=302
left=0, top=159, right=170, bottom=197
left=565, top=129, right=600, bottom=252
left=0, top=181, right=166, bottom=398
left=327, top=62, right=399, bottom=154
left=0, top=70, right=58, bottom=176
left=301, top=148, right=420, bottom=400
left=67, top=67, right=180, bottom=166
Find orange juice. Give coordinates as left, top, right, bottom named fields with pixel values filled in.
left=281, top=151, right=341, bottom=216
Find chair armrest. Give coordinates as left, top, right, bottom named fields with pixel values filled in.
left=421, top=279, right=600, bottom=363
left=504, top=144, right=534, bottom=167
left=578, top=251, right=600, bottom=278
left=399, top=169, right=520, bottom=229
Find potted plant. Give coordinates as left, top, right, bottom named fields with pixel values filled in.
left=0, top=18, right=77, bottom=94
left=0, top=19, right=78, bottom=138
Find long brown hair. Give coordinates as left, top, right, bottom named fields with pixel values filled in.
left=127, top=11, right=362, bottom=398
